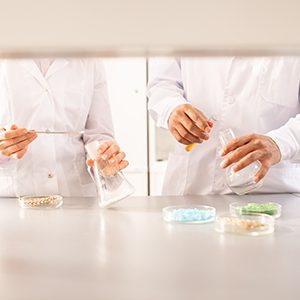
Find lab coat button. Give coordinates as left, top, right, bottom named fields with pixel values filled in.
left=227, top=96, right=236, bottom=104
left=48, top=172, right=54, bottom=179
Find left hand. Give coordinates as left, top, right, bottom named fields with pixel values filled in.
left=219, top=133, right=281, bottom=183
left=86, top=140, right=129, bottom=171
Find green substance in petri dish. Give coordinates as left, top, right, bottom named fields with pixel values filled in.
left=236, top=203, right=279, bottom=216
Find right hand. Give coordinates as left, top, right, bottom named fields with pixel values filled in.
left=86, top=140, right=129, bottom=172
left=168, top=103, right=212, bottom=145
left=0, top=124, right=37, bottom=159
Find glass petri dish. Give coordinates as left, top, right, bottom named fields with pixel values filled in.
left=163, top=205, right=216, bottom=224
left=215, top=213, right=275, bottom=236
left=230, top=202, right=281, bottom=218
left=18, top=195, right=63, bottom=209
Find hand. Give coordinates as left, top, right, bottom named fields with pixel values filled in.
left=86, top=140, right=129, bottom=171
left=0, top=124, right=37, bottom=159
left=219, top=133, right=281, bottom=183
left=168, top=104, right=212, bottom=145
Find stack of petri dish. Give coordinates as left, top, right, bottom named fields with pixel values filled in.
left=214, top=201, right=281, bottom=236
left=163, top=200, right=281, bottom=236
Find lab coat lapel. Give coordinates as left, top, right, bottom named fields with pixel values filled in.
left=45, top=59, right=69, bottom=79
left=21, top=60, right=47, bottom=86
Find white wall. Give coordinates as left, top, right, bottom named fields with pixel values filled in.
left=0, top=0, right=300, bottom=56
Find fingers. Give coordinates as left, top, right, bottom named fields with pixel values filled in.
left=0, top=129, right=6, bottom=140
left=0, top=131, right=37, bottom=150
left=96, top=141, right=129, bottom=170
left=229, top=151, right=263, bottom=172
left=207, top=120, right=214, bottom=128
left=220, top=133, right=256, bottom=156
left=107, top=150, right=128, bottom=171
left=118, top=160, right=129, bottom=171
left=184, top=105, right=209, bottom=132
left=108, top=151, right=126, bottom=165
left=168, top=104, right=212, bottom=146
left=181, top=115, right=210, bottom=138
left=219, top=133, right=279, bottom=184
left=220, top=143, right=258, bottom=169
left=1, top=127, right=28, bottom=140
left=98, top=142, right=120, bottom=161
left=253, top=163, right=270, bottom=183
left=14, top=147, right=28, bottom=159
left=10, top=124, right=18, bottom=130
left=97, top=140, right=114, bottom=156
left=171, top=128, right=194, bottom=145
left=1, top=134, right=37, bottom=157
left=176, top=123, right=208, bottom=144
left=220, top=148, right=270, bottom=183
left=0, top=124, right=18, bottom=132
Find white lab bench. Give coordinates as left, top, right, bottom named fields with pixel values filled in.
left=0, top=194, right=299, bottom=300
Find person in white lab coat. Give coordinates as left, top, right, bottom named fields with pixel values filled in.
left=0, top=59, right=128, bottom=197
left=147, top=57, right=300, bottom=195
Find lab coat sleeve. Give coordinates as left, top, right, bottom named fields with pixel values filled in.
left=147, top=58, right=187, bottom=129
left=83, top=60, right=115, bottom=146
left=267, top=114, right=300, bottom=161
left=0, top=154, right=12, bottom=168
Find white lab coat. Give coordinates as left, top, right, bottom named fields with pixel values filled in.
left=0, top=59, right=114, bottom=197
left=147, top=57, right=300, bottom=195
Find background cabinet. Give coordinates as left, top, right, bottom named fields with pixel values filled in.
left=103, top=58, right=174, bottom=196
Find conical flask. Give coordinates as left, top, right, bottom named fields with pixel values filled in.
left=85, top=141, right=134, bottom=207
left=219, top=128, right=263, bottom=195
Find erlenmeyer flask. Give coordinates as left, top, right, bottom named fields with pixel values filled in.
left=85, top=141, right=134, bottom=207
left=219, top=128, right=263, bottom=195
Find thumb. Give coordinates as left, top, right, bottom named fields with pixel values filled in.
left=10, top=124, right=18, bottom=130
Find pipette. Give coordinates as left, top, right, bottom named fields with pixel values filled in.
left=33, top=130, right=84, bottom=136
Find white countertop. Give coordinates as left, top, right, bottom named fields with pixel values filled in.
left=0, top=194, right=299, bottom=300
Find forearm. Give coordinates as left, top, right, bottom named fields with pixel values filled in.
left=83, top=60, right=115, bottom=145
left=147, top=58, right=187, bottom=129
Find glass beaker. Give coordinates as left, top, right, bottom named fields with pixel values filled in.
left=85, top=141, right=134, bottom=207
left=219, top=128, right=263, bottom=195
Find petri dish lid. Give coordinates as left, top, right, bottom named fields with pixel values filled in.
left=163, top=205, right=216, bottom=224
left=230, top=202, right=281, bottom=218
left=215, top=213, right=275, bottom=236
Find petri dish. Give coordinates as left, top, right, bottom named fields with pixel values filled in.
left=215, top=213, right=275, bottom=236
left=230, top=202, right=281, bottom=218
left=18, top=195, right=63, bottom=209
left=163, top=205, right=216, bottom=224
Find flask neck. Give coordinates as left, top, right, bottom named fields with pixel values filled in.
left=219, top=128, right=236, bottom=146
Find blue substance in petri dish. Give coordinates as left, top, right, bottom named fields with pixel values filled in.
left=165, top=208, right=215, bottom=223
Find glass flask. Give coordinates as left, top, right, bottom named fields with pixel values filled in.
left=219, top=128, right=263, bottom=195
left=85, top=141, right=134, bottom=208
